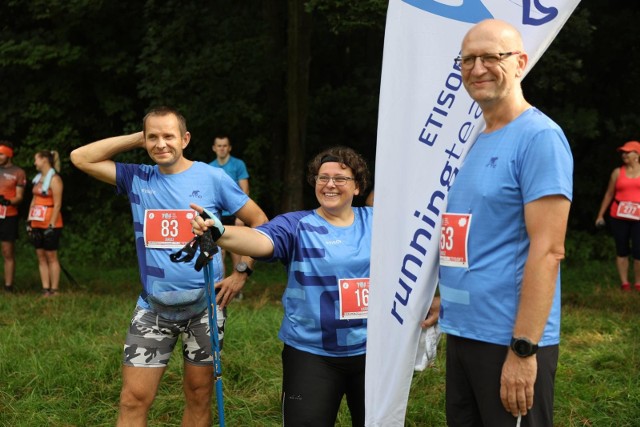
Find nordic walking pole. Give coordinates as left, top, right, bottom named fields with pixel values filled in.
left=60, top=262, right=80, bottom=287
left=169, top=207, right=226, bottom=426
left=204, top=260, right=225, bottom=426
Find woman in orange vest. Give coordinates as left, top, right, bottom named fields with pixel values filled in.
left=27, top=150, right=63, bottom=297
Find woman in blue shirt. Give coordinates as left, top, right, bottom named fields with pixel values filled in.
left=192, top=146, right=372, bottom=427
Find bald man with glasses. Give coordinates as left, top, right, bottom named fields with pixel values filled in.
left=428, top=19, right=573, bottom=426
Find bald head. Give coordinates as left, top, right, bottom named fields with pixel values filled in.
left=462, top=19, right=524, bottom=56
left=459, top=19, right=530, bottom=123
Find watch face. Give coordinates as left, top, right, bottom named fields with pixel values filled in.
left=511, top=337, right=537, bottom=357
left=235, top=262, right=248, bottom=273
left=513, top=339, right=532, bottom=356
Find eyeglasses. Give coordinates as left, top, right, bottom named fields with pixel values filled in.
left=454, top=51, right=521, bottom=70
left=315, top=175, right=355, bottom=186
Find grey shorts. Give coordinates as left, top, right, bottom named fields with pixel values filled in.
left=122, top=305, right=226, bottom=367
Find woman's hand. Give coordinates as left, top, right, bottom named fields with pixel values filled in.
left=190, top=203, right=225, bottom=240
left=420, top=296, right=440, bottom=329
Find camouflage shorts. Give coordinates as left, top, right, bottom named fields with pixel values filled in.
left=122, top=305, right=226, bottom=367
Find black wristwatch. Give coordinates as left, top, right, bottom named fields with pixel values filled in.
left=235, top=262, right=253, bottom=277
left=510, top=337, right=538, bottom=358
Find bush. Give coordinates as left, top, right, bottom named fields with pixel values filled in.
left=564, top=228, right=615, bottom=265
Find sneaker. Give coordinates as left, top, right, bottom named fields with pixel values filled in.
left=42, top=289, right=52, bottom=297
left=621, top=283, right=631, bottom=291
left=4, top=285, right=14, bottom=293
left=635, top=283, right=640, bottom=292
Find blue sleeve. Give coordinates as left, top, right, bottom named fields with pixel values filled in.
left=256, top=211, right=312, bottom=263
left=519, top=128, right=573, bottom=204
left=237, top=159, right=250, bottom=180
left=214, top=168, right=250, bottom=215
left=115, top=163, right=150, bottom=198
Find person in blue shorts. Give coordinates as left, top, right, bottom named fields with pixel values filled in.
left=192, top=146, right=372, bottom=427
left=70, top=106, right=268, bottom=427
left=425, top=19, right=573, bottom=426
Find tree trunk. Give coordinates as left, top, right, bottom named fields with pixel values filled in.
left=282, top=0, right=312, bottom=212
left=262, top=0, right=287, bottom=217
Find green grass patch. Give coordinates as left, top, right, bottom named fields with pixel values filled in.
left=1, top=255, right=639, bottom=426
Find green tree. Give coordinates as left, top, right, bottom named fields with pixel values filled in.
left=0, top=0, right=636, bottom=262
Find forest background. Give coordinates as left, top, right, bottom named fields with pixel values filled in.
left=0, top=0, right=638, bottom=263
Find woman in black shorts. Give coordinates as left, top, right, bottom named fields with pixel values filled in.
left=27, top=150, right=64, bottom=296
left=595, top=140, right=640, bottom=291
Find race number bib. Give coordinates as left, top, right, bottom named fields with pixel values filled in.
left=0, top=205, right=6, bottom=219
left=440, top=213, right=471, bottom=268
left=143, top=209, right=196, bottom=248
left=338, top=277, right=370, bottom=320
left=28, top=205, right=47, bottom=222
left=617, top=201, right=640, bottom=220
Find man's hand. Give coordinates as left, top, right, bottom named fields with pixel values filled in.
left=500, top=351, right=537, bottom=417
left=215, top=273, right=248, bottom=308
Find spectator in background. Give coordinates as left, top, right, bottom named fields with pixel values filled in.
left=0, top=140, right=26, bottom=292
left=27, top=150, right=63, bottom=297
left=208, top=135, right=251, bottom=278
left=595, top=140, right=640, bottom=291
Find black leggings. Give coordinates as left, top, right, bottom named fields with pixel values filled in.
left=281, top=345, right=365, bottom=427
left=609, top=217, right=640, bottom=258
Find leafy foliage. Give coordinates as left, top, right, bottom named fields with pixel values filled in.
left=0, top=1, right=637, bottom=261
left=1, top=260, right=638, bottom=425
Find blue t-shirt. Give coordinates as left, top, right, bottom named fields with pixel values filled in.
left=208, top=156, right=249, bottom=216
left=256, top=207, right=373, bottom=357
left=115, top=161, right=249, bottom=309
left=439, top=108, right=573, bottom=347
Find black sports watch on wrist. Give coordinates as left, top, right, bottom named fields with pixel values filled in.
left=234, top=262, right=253, bottom=277
left=510, top=337, right=538, bottom=358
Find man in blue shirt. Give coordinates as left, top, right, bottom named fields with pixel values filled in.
left=71, top=107, right=268, bottom=427
left=209, top=136, right=251, bottom=277
left=427, top=19, right=573, bottom=427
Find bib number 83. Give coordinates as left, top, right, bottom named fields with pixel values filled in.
left=161, top=219, right=179, bottom=237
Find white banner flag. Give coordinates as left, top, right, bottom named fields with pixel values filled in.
left=365, top=1, right=581, bottom=425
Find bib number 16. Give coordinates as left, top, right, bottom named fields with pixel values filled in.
left=339, top=278, right=370, bottom=320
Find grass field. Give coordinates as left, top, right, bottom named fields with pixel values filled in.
left=0, top=245, right=638, bottom=426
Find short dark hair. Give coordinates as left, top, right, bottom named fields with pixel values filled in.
left=306, top=146, right=370, bottom=192
left=142, top=106, right=187, bottom=136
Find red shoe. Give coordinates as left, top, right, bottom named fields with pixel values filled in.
left=621, top=283, right=631, bottom=291
left=635, top=283, right=640, bottom=292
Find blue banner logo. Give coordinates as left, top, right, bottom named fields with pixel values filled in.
left=523, top=0, right=557, bottom=25
left=401, top=0, right=492, bottom=23
left=402, top=0, right=558, bottom=26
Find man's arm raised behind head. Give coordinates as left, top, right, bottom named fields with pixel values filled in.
left=70, top=132, right=145, bottom=185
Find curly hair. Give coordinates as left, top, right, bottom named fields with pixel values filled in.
left=306, top=146, right=370, bottom=192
